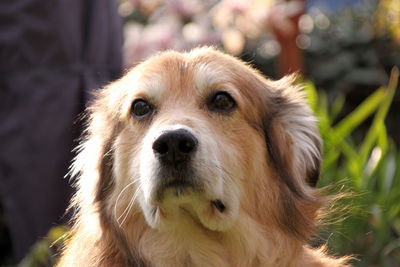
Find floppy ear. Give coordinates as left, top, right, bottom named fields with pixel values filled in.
left=261, top=75, right=323, bottom=239
left=65, top=80, right=145, bottom=264
left=70, top=81, right=125, bottom=213
left=263, top=76, right=322, bottom=190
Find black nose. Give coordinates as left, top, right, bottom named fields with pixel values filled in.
left=152, top=129, right=198, bottom=166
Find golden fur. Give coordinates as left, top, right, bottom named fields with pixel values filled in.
left=58, top=47, right=350, bottom=266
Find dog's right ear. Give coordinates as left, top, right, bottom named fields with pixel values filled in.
left=63, top=78, right=143, bottom=265
left=70, top=80, right=126, bottom=211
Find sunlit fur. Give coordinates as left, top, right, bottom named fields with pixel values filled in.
left=58, top=47, right=350, bottom=266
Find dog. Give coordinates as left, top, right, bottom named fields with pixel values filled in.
left=58, top=47, right=350, bottom=266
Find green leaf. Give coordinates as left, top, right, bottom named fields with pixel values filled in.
left=359, top=67, right=399, bottom=168
left=330, top=94, right=346, bottom=122
left=332, top=87, right=386, bottom=147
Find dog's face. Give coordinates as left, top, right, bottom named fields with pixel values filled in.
left=113, top=50, right=268, bottom=232
left=82, top=48, right=321, bottom=239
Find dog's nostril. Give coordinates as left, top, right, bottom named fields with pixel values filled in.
left=179, top=139, right=195, bottom=153
left=154, top=141, right=168, bottom=155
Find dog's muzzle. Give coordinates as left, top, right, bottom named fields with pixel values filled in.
left=151, top=128, right=226, bottom=215
left=152, top=129, right=200, bottom=197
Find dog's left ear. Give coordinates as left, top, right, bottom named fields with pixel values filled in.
left=260, top=75, right=323, bottom=239
left=262, top=75, right=322, bottom=193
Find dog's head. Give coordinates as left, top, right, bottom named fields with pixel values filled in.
left=74, top=47, right=322, bottom=240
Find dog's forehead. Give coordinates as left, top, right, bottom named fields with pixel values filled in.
left=133, top=57, right=230, bottom=99
left=193, top=63, right=228, bottom=93
left=134, top=70, right=166, bottom=100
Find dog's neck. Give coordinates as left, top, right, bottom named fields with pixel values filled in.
left=61, top=206, right=344, bottom=267
left=106, top=210, right=303, bottom=267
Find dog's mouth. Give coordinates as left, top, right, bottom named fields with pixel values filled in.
left=157, top=179, right=226, bottom=213
left=143, top=165, right=235, bottom=231
left=157, top=180, right=226, bottom=214
left=156, top=178, right=201, bottom=201
left=144, top=179, right=235, bottom=232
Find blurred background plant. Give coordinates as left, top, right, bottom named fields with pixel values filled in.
left=8, top=0, right=400, bottom=266
left=305, top=68, right=399, bottom=266
left=16, top=227, right=68, bottom=267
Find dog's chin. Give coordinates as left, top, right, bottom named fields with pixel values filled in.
left=140, top=185, right=239, bottom=232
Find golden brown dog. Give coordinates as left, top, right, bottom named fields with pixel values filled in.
left=59, top=47, right=350, bottom=266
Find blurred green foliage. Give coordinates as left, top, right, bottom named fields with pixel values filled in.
left=306, top=67, right=400, bottom=266
left=16, top=226, right=68, bottom=267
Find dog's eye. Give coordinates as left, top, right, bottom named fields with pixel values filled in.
left=208, top=92, right=236, bottom=112
left=131, top=99, right=153, bottom=119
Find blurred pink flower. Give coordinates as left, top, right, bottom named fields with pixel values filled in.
left=123, top=0, right=220, bottom=67
left=124, top=20, right=181, bottom=67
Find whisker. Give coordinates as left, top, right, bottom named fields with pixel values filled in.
left=114, top=180, right=137, bottom=222
left=118, top=185, right=142, bottom=227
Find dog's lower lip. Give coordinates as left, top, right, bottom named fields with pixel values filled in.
left=211, top=199, right=226, bottom=213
